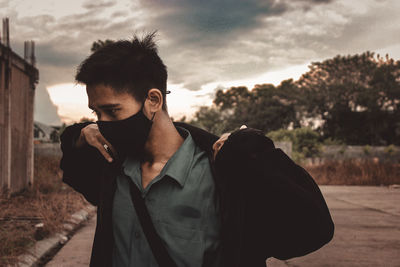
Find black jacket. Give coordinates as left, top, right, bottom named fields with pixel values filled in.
left=60, top=122, right=334, bottom=267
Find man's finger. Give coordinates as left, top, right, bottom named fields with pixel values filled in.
left=97, top=135, right=118, bottom=161
left=93, top=141, right=114, bottom=162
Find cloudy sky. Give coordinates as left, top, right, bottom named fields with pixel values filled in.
left=1, top=0, right=399, bottom=125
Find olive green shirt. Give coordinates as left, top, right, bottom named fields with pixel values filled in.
left=112, top=127, right=220, bottom=267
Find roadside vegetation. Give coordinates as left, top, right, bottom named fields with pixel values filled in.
left=0, top=154, right=89, bottom=266
left=266, top=128, right=400, bottom=185
left=306, top=160, right=400, bottom=186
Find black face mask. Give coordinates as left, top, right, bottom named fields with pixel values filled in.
left=96, top=108, right=153, bottom=160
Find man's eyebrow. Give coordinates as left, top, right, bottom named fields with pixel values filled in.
left=88, top=104, right=121, bottom=110
left=99, top=104, right=120, bottom=109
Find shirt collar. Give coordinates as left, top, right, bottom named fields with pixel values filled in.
left=162, top=127, right=196, bottom=187
left=122, top=126, right=196, bottom=188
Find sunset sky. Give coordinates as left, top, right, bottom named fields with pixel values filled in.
left=1, top=0, right=399, bottom=125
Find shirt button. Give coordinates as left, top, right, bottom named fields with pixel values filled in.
left=135, top=231, right=140, bottom=238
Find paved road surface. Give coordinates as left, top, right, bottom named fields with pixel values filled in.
left=46, top=186, right=400, bottom=267
left=46, top=217, right=95, bottom=267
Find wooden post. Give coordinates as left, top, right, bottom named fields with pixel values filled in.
left=2, top=18, right=9, bottom=47
left=30, top=41, right=36, bottom=66
left=24, top=41, right=28, bottom=61
left=0, top=51, right=4, bottom=192
left=24, top=41, right=36, bottom=66
left=4, top=51, right=11, bottom=193
left=3, top=18, right=11, bottom=193
left=27, top=41, right=36, bottom=187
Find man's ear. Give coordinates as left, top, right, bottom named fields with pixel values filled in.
left=145, top=88, right=163, bottom=115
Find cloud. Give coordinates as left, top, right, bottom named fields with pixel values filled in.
left=4, top=0, right=345, bottom=92
left=2, top=0, right=399, bottom=122
left=36, top=43, right=84, bottom=68
left=111, top=10, right=129, bottom=18
left=82, top=0, right=117, bottom=10
left=136, top=0, right=345, bottom=90
left=311, top=0, right=400, bottom=54
left=136, top=0, right=400, bottom=92
left=140, top=0, right=286, bottom=44
left=136, top=0, right=285, bottom=89
left=8, top=6, right=143, bottom=85
left=0, top=0, right=9, bottom=9
left=34, top=85, right=62, bottom=125
left=293, top=0, right=334, bottom=5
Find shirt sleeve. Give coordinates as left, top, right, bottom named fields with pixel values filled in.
left=59, top=122, right=104, bottom=206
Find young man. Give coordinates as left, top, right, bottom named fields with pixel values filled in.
left=60, top=33, right=334, bottom=267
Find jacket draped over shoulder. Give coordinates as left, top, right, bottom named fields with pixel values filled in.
left=214, top=128, right=334, bottom=266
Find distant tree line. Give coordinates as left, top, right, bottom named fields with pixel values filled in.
left=187, top=52, right=400, bottom=146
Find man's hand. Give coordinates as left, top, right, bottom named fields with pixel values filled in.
left=212, top=125, right=247, bottom=160
left=76, top=123, right=117, bottom=163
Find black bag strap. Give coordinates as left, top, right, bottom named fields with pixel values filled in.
left=127, top=178, right=178, bottom=267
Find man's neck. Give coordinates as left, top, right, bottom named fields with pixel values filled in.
left=142, top=113, right=184, bottom=166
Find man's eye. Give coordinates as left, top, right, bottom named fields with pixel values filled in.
left=108, top=108, right=119, bottom=115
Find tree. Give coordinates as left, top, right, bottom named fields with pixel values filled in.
left=297, top=52, right=400, bottom=145
left=267, top=127, right=322, bottom=161
left=212, top=80, right=299, bottom=134
left=189, top=106, right=230, bottom=136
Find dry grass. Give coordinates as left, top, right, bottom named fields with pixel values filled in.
left=305, top=159, right=400, bottom=185
left=0, top=154, right=89, bottom=266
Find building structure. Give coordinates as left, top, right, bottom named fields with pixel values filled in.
left=0, top=18, right=39, bottom=194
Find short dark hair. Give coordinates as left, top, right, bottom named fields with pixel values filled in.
left=75, top=32, right=168, bottom=109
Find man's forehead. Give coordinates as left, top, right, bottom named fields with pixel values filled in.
left=86, top=83, right=115, bottom=93
left=87, top=85, right=117, bottom=108
left=86, top=84, right=134, bottom=97
left=86, top=84, right=139, bottom=109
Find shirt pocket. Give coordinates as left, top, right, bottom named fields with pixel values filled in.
left=156, top=221, right=204, bottom=267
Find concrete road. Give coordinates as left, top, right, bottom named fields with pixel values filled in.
left=45, top=217, right=95, bottom=267
left=45, top=186, right=400, bottom=267
left=268, top=186, right=400, bottom=267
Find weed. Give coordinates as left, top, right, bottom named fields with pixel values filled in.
left=363, top=145, right=371, bottom=155
left=305, top=159, right=400, bottom=185
left=384, top=144, right=397, bottom=156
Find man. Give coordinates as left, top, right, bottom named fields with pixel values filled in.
left=60, top=33, right=334, bottom=267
